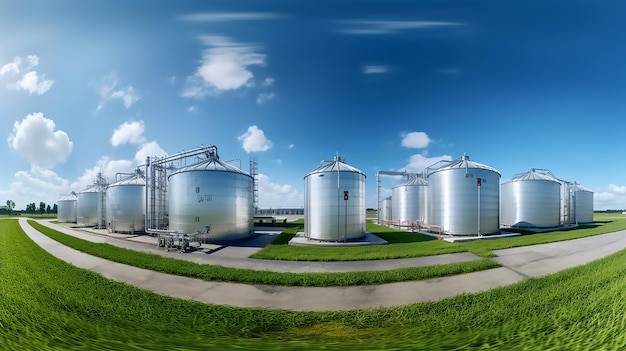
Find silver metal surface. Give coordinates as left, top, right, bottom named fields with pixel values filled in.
left=426, top=155, right=500, bottom=235
left=77, top=186, right=99, bottom=226
left=391, top=176, right=428, bottom=224
left=571, top=183, right=594, bottom=224
left=501, top=169, right=561, bottom=228
left=57, top=193, right=77, bottom=223
left=167, top=158, right=254, bottom=242
left=106, top=174, right=146, bottom=233
left=379, top=196, right=392, bottom=223
left=304, top=156, right=366, bottom=241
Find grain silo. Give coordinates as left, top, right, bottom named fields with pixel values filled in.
left=570, top=182, right=594, bottom=224
left=379, top=196, right=392, bottom=224
left=106, top=171, right=146, bottom=233
left=426, top=155, right=500, bottom=235
left=304, top=155, right=366, bottom=241
left=391, top=175, right=428, bottom=225
left=501, top=168, right=561, bottom=228
left=167, top=148, right=254, bottom=242
left=77, top=185, right=101, bottom=227
left=57, top=192, right=77, bottom=223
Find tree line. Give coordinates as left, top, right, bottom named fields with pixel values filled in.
left=2, top=200, right=57, bottom=216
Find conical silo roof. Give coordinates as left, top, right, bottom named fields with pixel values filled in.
left=427, top=155, right=500, bottom=175
left=306, top=156, right=365, bottom=177
left=170, top=155, right=250, bottom=177
left=109, top=173, right=146, bottom=187
left=504, top=168, right=560, bottom=183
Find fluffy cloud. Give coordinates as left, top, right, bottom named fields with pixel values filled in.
left=7, top=112, right=73, bottom=169
left=401, top=131, right=431, bottom=149
left=71, top=158, right=134, bottom=191
left=0, top=56, right=22, bottom=75
left=1, top=55, right=54, bottom=95
left=94, top=74, right=140, bottom=111
left=111, top=120, right=147, bottom=146
left=404, top=153, right=452, bottom=173
left=183, top=35, right=265, bottom=97
left=134, top=141, right=168, bottom=164
left=0, top=167, right=70, bottom=210
left=595, top=184, right=626, bottom=210
left=8, top=71, right=54, bottom=94
left=257, top=173, right=303, bottom=208
left=238, top=125, right=272, bottom=153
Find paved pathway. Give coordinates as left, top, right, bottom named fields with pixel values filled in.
left=19, top=218, right=626, bottom=311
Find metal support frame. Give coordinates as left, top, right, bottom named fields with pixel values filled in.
left=144, top=145, right=219, bottom=234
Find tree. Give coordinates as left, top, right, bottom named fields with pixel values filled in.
left=52, top=204, right=58, bottom=214
left=46, top=205, right=52, bottom=214
left=26, top=203, right=36, bottom=213
left=39, top=202, right=46, bottom=215
left=6, top=200, right=15, bottom=216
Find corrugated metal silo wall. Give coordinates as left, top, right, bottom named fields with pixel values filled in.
left=427, top=168, right=500, bottom=235
left=304, top=170, right=365, bottom=241
left=168, top=170, right=254, bottom=241
left=501, top=180, right=560, bottom=228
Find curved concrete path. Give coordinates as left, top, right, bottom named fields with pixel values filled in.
left=19, top=218, right=626, bottom=311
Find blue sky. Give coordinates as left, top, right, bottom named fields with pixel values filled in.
left=1, top=0, right=626, bottom=211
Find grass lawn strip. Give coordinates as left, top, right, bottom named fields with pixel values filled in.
left=252, top=214, right=626, bottom=260
left=27, top=220, right=498, bottom=287
left=4, top=219, right=626, bottom=350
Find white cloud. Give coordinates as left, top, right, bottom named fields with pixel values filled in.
left=0, top=56, right=21, bottom=75
left=187, top=106, right=198, bottom=113
left=135, top=141, right=167, bottom=165
left=180, top=12, right=282, bottom=22
left=363, top=65, right=389, bottom=74
left=256, top=92, right=276, bottom=104
left=7, top=112, right=73, bottom=169
left=401, top=131, right=431, bottom=149
left=404, top=154, right=452, bottom=173
left=595, top=184, right=626, bottom=210
left=608, top=184, right=626, bottom=194
left=0, top=167, right=71, bottom=210
left=26, top=55, right=39, bottom=67
left=71, top=158, right=134, bottom=191
left=257, top=173, right=303, bottom=208
left=111, top=120, right=146, bottom=146
left=288, top=144, right=294, bottom=149
left=94, top=74, right=140, bottom=111
left=339, top=20, right=462, bottom=35
left=8, top=71, right=54, bottom=95
left=2, top=55, right=54, bottom=95
left=262, top=77, right=274, bottom=86
left=238, top=125, right=272, bottom=153
left=183, top=35, right=265, bottom=97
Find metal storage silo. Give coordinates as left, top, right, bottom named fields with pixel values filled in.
left=379, top=196, right=392, bottom=223
left=57, top=192, right=77, bottom=223
left=570, top=182, right=594, bottom=224
left=106, top=172, right=145, bottom=233
left=167, top=149, right=254, bottom=242
left=304, top=155, right=366, bottom=241
left=426, top=155, right=500, bottom=235
left=392, top=176, right=428, bottom=225
left=501, top=169, right=561, bottom=228
left=77, top=185, right=100, bottom=227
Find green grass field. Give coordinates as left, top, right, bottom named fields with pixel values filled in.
left=3, top=218, right=626, bottom=350
left=252, top=213, right=626, bottom=260
left=27, top=220, right=499, bottom=286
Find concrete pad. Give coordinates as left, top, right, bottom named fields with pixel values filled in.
left=288, top=232, right=388, bottom=247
